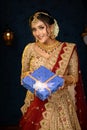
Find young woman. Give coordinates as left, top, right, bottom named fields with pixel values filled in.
left=19, top=11, right=87, bottom=130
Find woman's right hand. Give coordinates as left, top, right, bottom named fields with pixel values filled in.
left=21, top=71, right=32, bottom=79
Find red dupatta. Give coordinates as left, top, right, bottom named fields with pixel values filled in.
left=53, top=43, right=87, bottom=130
left=75, top=56, right=87, bottom=130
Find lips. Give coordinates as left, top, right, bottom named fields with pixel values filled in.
left=38, top=36, right=44, bottom=39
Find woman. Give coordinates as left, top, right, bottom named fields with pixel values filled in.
left=19, top=11, right=86, bottom=130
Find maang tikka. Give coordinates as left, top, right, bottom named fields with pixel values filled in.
left=32, top=12, right=49, bottom=24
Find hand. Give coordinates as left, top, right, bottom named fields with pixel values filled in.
left=63, top=75, right=76, bottom=85
left=21, top=71, right=33, bottom=79
left=58, top=85, right=64, bottom=90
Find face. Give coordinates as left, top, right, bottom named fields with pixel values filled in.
left=31, top=20, right=51, bottom=43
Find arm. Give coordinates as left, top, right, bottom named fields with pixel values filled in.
left=21, top=43, right=32, bottom=81
left=20, top=43, right=34, bottom=114
left=64, top=49, right=78, bottom=85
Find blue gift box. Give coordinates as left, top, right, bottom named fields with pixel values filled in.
left=22, top=66, right=64, bottom=101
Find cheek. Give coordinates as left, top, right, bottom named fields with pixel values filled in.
left=32, top=31, right=36, bottom=37
left=43, top=29, right=49, bottom=36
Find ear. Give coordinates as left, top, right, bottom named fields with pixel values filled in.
left=50, top=24, right=54, bottom=32
left=50, top=24, right=55, bottom=39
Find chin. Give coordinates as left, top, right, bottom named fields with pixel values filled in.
left=38, top=40, right=45, bottom=43
left=39, top=39, right=48, bottom=44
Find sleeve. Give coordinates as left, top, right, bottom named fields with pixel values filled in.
left=21, top=43, right=32, bottom=81
left=66, top=49, right=79, bottom=105
left=20, top=43, right=34, bottom=114
left=64, top=48, right=79, bottom=85
left=68, top=49, right=78, bottom=83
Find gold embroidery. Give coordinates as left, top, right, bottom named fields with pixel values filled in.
left=56, top=43, right=75, bottom=76
left=21, top=42, right=81, bottom=130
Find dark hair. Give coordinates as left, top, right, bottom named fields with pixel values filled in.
left=29, top=11, right=55, bottom=27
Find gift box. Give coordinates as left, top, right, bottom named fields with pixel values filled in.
left=22, top=66, right=64, bottom=101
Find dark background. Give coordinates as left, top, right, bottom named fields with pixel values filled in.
left=0, top=0, right=87, bottom=126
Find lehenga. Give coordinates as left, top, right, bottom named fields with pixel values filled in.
left=19, top=41, right=87, bottom=130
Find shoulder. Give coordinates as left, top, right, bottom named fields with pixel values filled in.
left=63, top=42, right=76, bottom=46
left=24, top=42, right=35, bottom=49
left=23, top=42, right=35, bottom=52
left=62, top=42, right=76, bottom=48
left=22, top=42, right=35, bottom=55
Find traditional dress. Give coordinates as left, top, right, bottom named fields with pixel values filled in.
left=19, top=41, right=87, bottom=130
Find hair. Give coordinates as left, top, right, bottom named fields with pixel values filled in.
left=29, top=11, right=55, bottom=28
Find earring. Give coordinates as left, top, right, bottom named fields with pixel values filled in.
left=35, top=39, right=38, bottom=42
left=35, top=38, right=39, bottom=42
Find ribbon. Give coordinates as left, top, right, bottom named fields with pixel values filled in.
left=28, top=73, right=57, bottom=94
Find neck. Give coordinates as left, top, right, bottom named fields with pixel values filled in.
left=41, top=39, right=57, bottom=45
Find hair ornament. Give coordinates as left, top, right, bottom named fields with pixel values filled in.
left=53, top=19, right=59, bottom=38
left=32, top=12, right=49, bottom=24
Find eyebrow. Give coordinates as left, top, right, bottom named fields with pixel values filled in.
left=31, top=24, right=45, bottom=29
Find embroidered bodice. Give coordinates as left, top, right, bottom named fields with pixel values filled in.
left=21, top=42, right=78, bottom=80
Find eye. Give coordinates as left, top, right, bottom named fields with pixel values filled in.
left=39, top=26, right=45, bottom=30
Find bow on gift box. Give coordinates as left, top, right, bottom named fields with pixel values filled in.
left=22, top=66, right=64, bottom=100
left=33, top=81, right=52, bottom=94
left=28, top=73, right=57, bottom=94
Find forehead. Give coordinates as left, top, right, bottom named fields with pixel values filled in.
left=31, top=20, right=46, bottom=28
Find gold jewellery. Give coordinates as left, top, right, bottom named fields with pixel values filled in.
left=36, top=41, right=60, bottom=54
left=32, top=12, right=49, bottom=24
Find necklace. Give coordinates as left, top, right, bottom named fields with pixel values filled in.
left=36, top=41, right=60, bottom=53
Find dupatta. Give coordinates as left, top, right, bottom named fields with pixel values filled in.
left=75, top=58, right=87, bottom=130
left=53, top=43, right=87, bottom=130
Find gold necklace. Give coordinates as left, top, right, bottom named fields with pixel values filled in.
left=36, top=41, right=60, bottom=53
